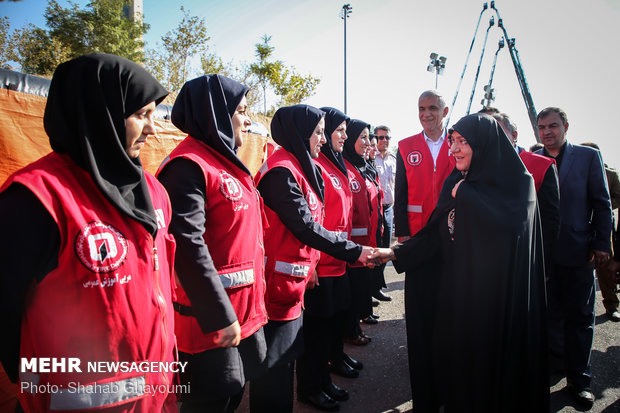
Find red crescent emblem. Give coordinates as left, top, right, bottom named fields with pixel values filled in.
left=75, top=221, right=128, bottom=273
left=329, top=173, right=342, bottom=190
left=407, top=151, right=423, bottom=166
left=219, top=171, right=243, bottom=202
left=307, top=191, right=319, bottom=211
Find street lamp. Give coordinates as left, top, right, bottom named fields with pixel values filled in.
left=427, top=52, right=447, bottom=89
left=340, top=4, right=353, bottom=114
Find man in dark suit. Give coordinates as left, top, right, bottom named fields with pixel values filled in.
left=536, top=107, right=612, bottom=409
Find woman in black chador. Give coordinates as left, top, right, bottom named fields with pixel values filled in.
left=371, top=113, right=549, bottom=412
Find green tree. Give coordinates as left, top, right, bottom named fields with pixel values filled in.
left=145, top=7, right=210, bottom=92
left=0, top=16, right=13, bottom=69
left=8, top=0, right=148, bottom=75
left=11, top=24, right=71, bottom=75
left=273, top=68, right=321, bottom=107
left=200, top=53, right=233, bottom=78
left=249, top=34, right=320, bottom=113
left=249, top=35, right=283, bottom=113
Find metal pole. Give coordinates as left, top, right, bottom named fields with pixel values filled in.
left=466, top=16, right=494, bottom=115
left=344, top=12, right=347, bottom=114
left=446, top=2, right=489, bottom=127
left=491, top=3, right=539, bottom=141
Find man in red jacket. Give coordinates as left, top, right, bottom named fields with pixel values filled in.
left=393, top=90, right=455, bottom=410
left=394, top=90, right=454, bottom=242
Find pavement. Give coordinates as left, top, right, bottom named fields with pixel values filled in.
left=239, top=263, right=620, bottom=412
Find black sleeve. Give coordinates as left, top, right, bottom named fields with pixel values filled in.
left=0, top=183, right=60, bottom=382
left=257, top=167, right=362, bottom=263
left=157, top=158, right=237, bottom=334
left=394, top=150, right=410, bottom=237
left=391, top=215, right=441, bottom=273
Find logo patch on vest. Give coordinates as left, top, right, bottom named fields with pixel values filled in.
left=328, top=173, right=342, bottom=190
left=219, top=171, right=243, bottom=202
left=75, top=221, right=128, bottom=273
left=307, top=191, right=319, bottom=211
left=407, top=151, right=423, bottom=166
left=349, top=178, right=361, bottom=194
left=365, top=180, right=374, bottom=191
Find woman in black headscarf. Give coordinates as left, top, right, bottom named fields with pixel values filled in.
left=296, top=107, right=364, bottom=407
left=342, top=119, right=380, bottom=344
left=157, top=74, right=268, bottom=413
left=371, top=113, right=549, bottom=412
left=365, top=133, right=386, bottom=318
left=251, top=105, right=372, bottom=412
left=0, top=53, right=179, bottom=412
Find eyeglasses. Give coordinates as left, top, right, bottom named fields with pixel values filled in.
left=377, top=136, right=391, bottom=141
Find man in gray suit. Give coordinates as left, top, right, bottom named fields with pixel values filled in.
left=536, top=107, right=612, bottom=409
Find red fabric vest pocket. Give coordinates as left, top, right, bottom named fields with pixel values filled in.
left=267, top=258, right=311, bottom=310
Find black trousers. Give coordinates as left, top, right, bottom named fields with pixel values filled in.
left=249, top=361, right=294, bottom=413
left=547, top=262, right=596, bottom=388
left=296, top=311, right=347, bottom=396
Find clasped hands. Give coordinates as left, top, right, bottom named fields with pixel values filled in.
left=307, top=246, right=398, bottom=291
left=358, top=246, right=396, bottom=269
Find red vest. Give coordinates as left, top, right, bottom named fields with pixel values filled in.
left=398, top=133, right=455, bottom=236
left=2, top=153, right=177, bottom=413
left=314, top=153, right=353, bottom=277
left=255, top=149, right=324, bottom=321
left=344, top=160, right=375, bottom=268
left=367, top=174, right=383, bottom=246
left=519, top=150, right=555, bottom=193
left=160, top=137, right=267, bottom=353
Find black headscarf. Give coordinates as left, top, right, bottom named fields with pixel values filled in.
left=171, top=74, right=250, bottom=175
left=319, top=107, right=349, bottom=176
left=450, top=113, right=532, bottom=224
left=343, top=119, right=371, bottom=179
left=270, top=104, right=325, bottom=201
left=44, top=53, right=168, bottom=236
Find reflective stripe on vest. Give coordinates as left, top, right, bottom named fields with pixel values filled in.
left=219, top=268, right=255, bottom=288
left=274, top=261, right=310, bottom=277
left=407, top=205, right=423, bottom=213
left=332, top=231, right=348, bottom=239
left=351, top=227, right=368, bottom=236
left=48, top=375, right=146, bottom=410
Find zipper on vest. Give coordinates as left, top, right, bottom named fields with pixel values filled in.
left=151, top=238, right=169, bottom=387
left=153, top=247, right=159, bottom=271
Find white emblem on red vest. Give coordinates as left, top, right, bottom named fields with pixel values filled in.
left=407, top=151, right=423, bottom=166
left=219, top=171, right=243, bottom=201
left=349, top=178, right=361, bottom=193
left=307, top=191, right=319, bottom=211
left=329, top=173, right=342, bottom=190
left=75, top=221, right=128, bottom=273
left=365, top=180, right=374, bottom=191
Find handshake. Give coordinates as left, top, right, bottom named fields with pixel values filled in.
left=357, top=246, right=396, bottom=268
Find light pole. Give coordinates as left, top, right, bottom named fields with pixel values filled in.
left=340, top=4, right=352, bottom=114
left=427, top=52, right=447, bottom=89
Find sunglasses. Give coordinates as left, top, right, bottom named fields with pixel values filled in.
left=377, top=136, right=391, bottom=141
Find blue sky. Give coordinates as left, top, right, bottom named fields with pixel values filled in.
left=3, top=0, right=620, bottom=169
